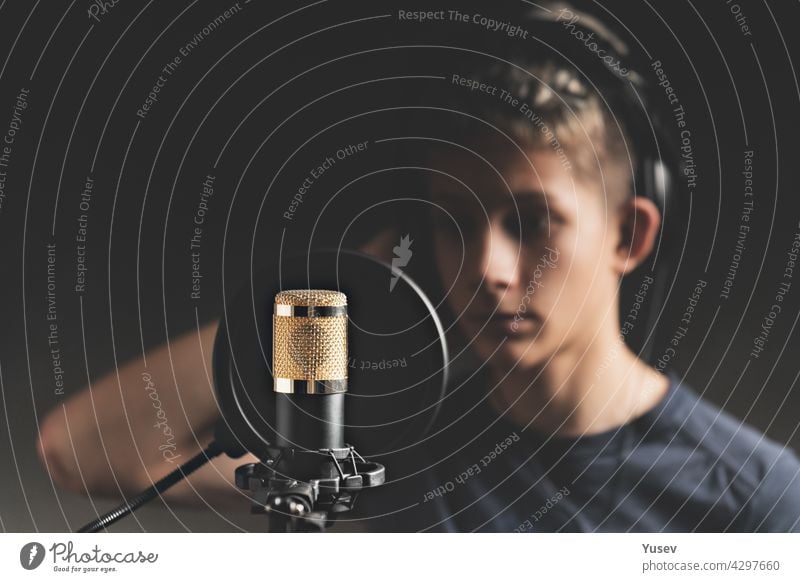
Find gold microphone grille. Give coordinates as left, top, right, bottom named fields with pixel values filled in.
left=274, top=289, right=347, bottom=307
left=273, top=290, right=348, bottom=388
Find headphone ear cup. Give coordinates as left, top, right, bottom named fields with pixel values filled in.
left=622, top=155, right=679, bottom=366
left=649, top=159, right=671, bottom=217
left=640, top=156, right=680, bottom=264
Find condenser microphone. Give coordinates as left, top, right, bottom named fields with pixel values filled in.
left=272, top=290, right=348, bottom=454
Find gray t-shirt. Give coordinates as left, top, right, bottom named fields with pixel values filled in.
left=356, top=369, right=800, bottom=532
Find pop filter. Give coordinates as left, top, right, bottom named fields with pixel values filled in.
left=212, top=248, right=450, bottom=462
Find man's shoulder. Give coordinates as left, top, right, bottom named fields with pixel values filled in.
left=660, top=374, right=800, bottom=531
left=673, top=383, right=800, bottom=469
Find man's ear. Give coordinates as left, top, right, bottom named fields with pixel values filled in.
left=613, top=196, right=662, bottom=276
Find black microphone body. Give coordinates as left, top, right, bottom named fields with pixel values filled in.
left=274, top=393, right=345, bottom=452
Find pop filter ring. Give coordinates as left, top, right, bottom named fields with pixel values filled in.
left=212, top=247, right=451, bottom=461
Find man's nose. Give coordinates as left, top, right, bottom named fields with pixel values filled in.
left=475, top=221, right=521, bottom=292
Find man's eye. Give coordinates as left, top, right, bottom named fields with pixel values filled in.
left=501, top=210, right=550, bottom=244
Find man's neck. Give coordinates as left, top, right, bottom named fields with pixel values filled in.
left=485, top=328, right=669, bottom=437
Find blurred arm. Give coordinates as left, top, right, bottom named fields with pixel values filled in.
left=36, top=319, right=259, bottom=509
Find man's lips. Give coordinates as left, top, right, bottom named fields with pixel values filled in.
left=469, top=311, right=537, bottom=321
left=465, top=311, right=539, bottom=333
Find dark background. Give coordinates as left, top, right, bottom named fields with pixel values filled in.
left=0, top=0, right=799, bottom=531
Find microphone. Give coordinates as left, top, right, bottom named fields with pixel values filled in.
left=272, top=289, right=348, bottom=472
left=235, top=287, right=386, bottom=530
left=210, top=249, right=451, bottom=530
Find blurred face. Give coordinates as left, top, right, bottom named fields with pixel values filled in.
left=428, top=136, right=624, bottom=370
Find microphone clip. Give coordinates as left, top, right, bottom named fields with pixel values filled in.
left=234, top=445, right=385, bottom=532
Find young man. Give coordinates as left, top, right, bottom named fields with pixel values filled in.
left=37, top=2, right=800, bottom=531
left=353, top=41, right=800, bottom=530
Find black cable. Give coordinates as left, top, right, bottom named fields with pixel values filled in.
left=76, top=441, right=223, bottom=533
